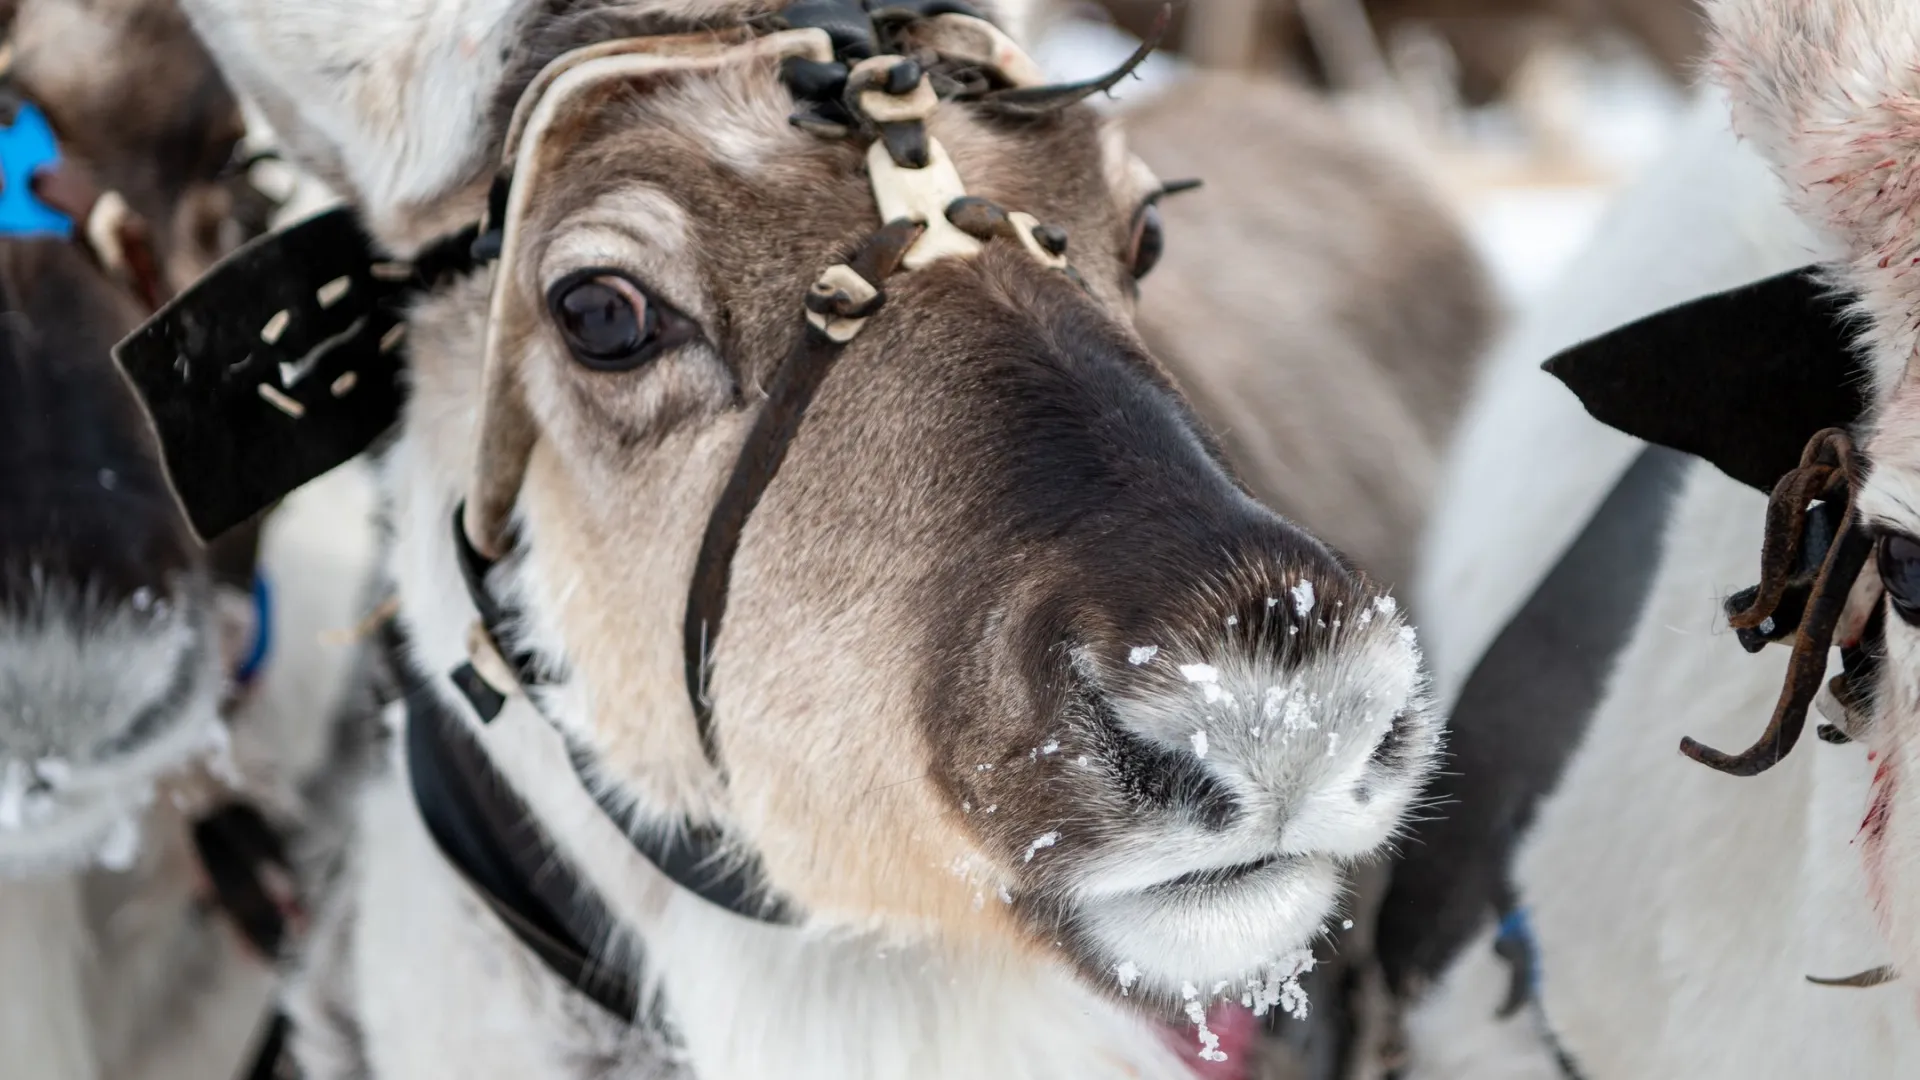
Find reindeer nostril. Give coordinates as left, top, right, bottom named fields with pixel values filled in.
left=1080, top=680, right=1240, bottom=831
left=1369, top=711, right=1410, bottom=770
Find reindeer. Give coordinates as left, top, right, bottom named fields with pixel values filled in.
left=0, top=2, right=380, bottom=1077
left=138, top=1, right=1446, bottom=1075
left=1372, top=1, right=1920, bottom=1075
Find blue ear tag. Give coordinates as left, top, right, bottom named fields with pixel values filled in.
left=0, top=103, right=74, bottom=238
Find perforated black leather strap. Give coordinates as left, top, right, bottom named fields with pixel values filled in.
left=113, top=208, right=481, bottom=540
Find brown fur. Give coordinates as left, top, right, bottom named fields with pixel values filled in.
left=1124, top=73, right=1494, bottom=591
left=1094, top=0, right=1706, bottom=104
left=9, top=0, right=270, bottom=288
left=403, top=29, right=1429, bottom=988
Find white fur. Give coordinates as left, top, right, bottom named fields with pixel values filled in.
left=1399, top=924, right=1564, bottom=1080
left=1414, top=87, right=1828, bottom=709
left=1510, top=467, right=1920, bottom=1075
left=1412, top=451, right=1920, bottom=1079
left=181, top=0, right=533, bottom=243
left=0, top=876, right=98, bottom=1080
left=1406, top=12, right=1920, bottom=1074
left=0, top=587, right=223, bottom=874
left=1073, top=621, right=1434, bottom=999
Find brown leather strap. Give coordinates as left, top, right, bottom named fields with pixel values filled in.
left=29, top=159, right=167, bottom=310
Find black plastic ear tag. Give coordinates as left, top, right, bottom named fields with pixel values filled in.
left=1542, top=265, right=1870, bottom=494
left=113, top=207, right=477, bottom=541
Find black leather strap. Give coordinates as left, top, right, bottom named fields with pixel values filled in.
left=190, top=802, right=297, bottom=958
left=681, top=323, right=858, bottom=765
left=405, top=674, right=644, bottom=1020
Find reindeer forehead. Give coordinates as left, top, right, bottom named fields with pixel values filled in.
left=505, top=31, right=1140, bottom=212
left=506, top=31, right=831, bottom=181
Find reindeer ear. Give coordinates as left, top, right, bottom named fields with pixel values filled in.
left=179, top=0, right=547, bottom=248
left=1542, top=266, right=1870, bottom=493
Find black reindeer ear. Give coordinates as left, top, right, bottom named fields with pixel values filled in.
left=1542, top=266, right=1870, bottom=493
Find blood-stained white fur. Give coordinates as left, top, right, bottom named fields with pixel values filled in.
left=1404, top=2, right=1920, bottom=1074
left=1709, top=0, right=1920, bottom=402
left=1705, top=0, right=1920, bottom=1009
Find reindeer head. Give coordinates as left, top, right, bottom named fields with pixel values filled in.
left=179, top=0, right=1438, bottom=1006
left=0, top=0, right=272, bottom=875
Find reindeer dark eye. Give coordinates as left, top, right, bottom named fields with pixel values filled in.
left=548, top=271, right=663, bottom=370
left=1128, top=203, right=1164, bottom=280
left=1880, top=533, right=1920, bottom=625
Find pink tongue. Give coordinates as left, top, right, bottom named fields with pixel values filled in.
left=1164, top=1002, right=1260, bottom=1079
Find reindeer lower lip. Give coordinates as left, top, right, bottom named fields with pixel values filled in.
left=1149, top=854, right=1288, bottom=893
left=1063, top=854, right=1340, bottom=997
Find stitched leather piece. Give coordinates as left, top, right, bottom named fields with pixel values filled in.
left=113, top=208, right=478, bottom=540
